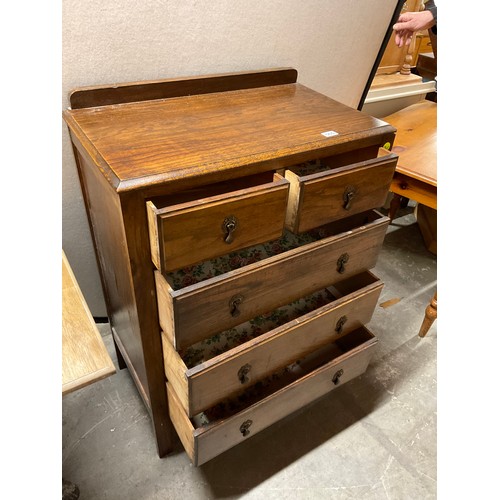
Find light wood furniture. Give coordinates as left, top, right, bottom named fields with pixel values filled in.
left=419, top=291, right=437, bottom=337
left=62, top=250, right=115, bottom=395
left=383, top=100, right=436, bottom=220
left=63, top=68, right=398, bottom=464
left=382, top=100, right=437, bottom=337
left=364, top=1, right=437, bottom=118
left=376, top=0, right=424, bottom=76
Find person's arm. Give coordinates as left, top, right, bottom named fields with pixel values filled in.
left=393, top=1, right=437, bottom=47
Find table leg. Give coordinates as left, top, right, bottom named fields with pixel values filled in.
left=389, top=194, right=411, bottom=221
left=418, top=292, right=437, bottom=337
left=389, top=194, right=402, bottom=221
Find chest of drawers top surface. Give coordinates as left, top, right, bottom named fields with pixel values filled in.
left=64, top=83, right=394, bottom=192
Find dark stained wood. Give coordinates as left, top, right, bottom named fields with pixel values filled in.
left=75, top=147, right=175, bottom=457
left=76, top=151, right=149, bottom=398
left=69, top=68, right=298, bottom=109
left=119, top=190, right=176, bottom=456
left=156, top=211, right=389, bottom=350
left=285, top=150, right=398, bottom=233
left=64, top=83, right=396, bottom=193
left=162, top=272, right=383, bottom=417
left=63, top=70, right=396, bottom=459
left=167, top=326, right=378, bottom=466
left=148, top=174, right=289, bottom=272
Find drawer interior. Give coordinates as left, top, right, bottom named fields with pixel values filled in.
left=148, top=171, right=278, bottom=209
left=286, top=158, right=335, bottom=177
left=286, top=145, right=381, bottom=177
left=179, top=271, right=379, bottom=369
left=165, top=210, right=385, bottom=292
left=191, top=327, right=375, bottom=429
left=287, top=155, right=386, bottom=178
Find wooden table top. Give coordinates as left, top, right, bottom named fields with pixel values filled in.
left=62, top=251, right=115, bottom=395
left=382, top=100, right=437, bottom=187
left=64, top=83, right=395, bottom=192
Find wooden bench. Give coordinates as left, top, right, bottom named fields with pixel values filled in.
left=62, top=250, right=115, bottom=395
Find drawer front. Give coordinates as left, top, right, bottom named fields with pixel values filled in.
left=285, top=150, right=397, bottom=233
left=147, top=174, right=289, bottom=272
left=156, top=211, right=389, bottom=350
left=162, top=271, right=383, bottom=417
left=167, top=327, right=378, bottom=466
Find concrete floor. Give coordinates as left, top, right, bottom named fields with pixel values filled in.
left=62, top=204, right=437, bottom=499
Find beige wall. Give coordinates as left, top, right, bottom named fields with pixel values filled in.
left=62, top=0, right=398, bottom=316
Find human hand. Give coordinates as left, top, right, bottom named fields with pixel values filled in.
left=393, top=10, right=435, bottom=47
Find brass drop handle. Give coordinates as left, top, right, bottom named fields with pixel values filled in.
left=238, top=363, right=251, bottom=384
left=337, top=253, right=349, bottom=274
left=239, top=419, right=253, bottom=437
left=332, top=369, right=344, bottom=385
left=343, top=186, right=356, bottom=210
left=222, top=215, right=238, bottom=244
left=229, top=294, right=243, bottom=317
left=335, top=315, right=347, bottom=334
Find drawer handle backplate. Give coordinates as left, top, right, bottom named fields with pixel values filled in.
left=239, top=419, right=253, bottom=437
left=229, top=294, right=244, bottom=317
left=332, top=369, right=344, bottom=385
left=222, top=215, right=238, bottom=244
left=337, top=253, right=349, bottom=274
left=343, top=186, right=357, bottom=210
left=335, top=315, right=348, bottom=334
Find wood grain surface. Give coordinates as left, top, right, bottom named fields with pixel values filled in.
left=69, top=68, right=298, bottom=109
left=64, top=83, right=395, bottom=192
left=166, top=327, right=378, bottom=466
left=156, top=211, right=389, bottom=350
left=383, top=100, right=436, bottom=185
left=62, top=251, right=115, bottom=395
left=163, top=272, right=382, bottom=417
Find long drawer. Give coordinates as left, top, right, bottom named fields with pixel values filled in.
left=147, top=172, right=289, bottom=272
left=285, top=148, right=397, bottom=233
left=155, top=210, right=389, bottom=350
left=167, top=326, right=378, bottom=466
left=162, top=271, right=382, bottom=417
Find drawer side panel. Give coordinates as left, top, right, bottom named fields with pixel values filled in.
left=161, top=332, right=189, bottom=414
left=166, top=384, right=196, bottom=463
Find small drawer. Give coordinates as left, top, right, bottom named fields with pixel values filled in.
left=147, top=172, right=289, bottom=272
left=285, top=148, right=397, bottom=233
left=162, top=270, right=383, bottom=417
left=167, top=326, right=378, bottom=466
left=155, top=210, right=389, bottom=350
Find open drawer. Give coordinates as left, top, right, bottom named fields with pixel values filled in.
left=285, top=148, right=397, bottom=233
left=147, top=172, right=289, bottom=272
left=155, top=210, right=389, bottom=350
left=162, top=271, right=382, bottom=417
left=167, top=326, right=378, bottom=466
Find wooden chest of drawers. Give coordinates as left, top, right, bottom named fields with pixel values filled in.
left=63, top=68, right=397, bottom=465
